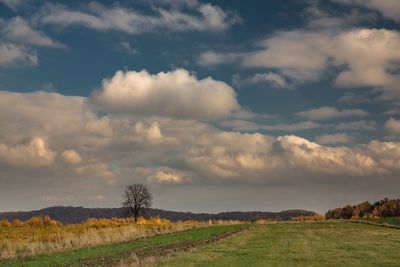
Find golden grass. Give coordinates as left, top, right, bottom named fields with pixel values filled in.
left=0, top=216, right=232, bottom=259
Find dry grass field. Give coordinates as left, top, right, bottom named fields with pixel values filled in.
left=0, top=216, right=214, bottom=259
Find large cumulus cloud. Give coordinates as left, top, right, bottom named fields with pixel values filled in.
left=92, top=69, right=240, bottom=119
left=2, top=90, right=400, bottom=182
left=1, top=89, right=400, bottom=211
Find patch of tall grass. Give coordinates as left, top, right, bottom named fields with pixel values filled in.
left=0, top=216, right=238, bottom=259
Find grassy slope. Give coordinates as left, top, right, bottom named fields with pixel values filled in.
left=0, top=224, right=247, bottom=267
left=156, top=222, right=400, bottom=267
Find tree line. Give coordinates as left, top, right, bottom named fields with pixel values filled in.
left=325, top=198, right=400, bottom=219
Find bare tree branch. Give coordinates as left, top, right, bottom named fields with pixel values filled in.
left=122, top=184, right=153, bottom=222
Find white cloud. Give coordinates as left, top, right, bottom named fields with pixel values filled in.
left=385, top=118, right=400, bottom=134
left=198, top=51, right=243, bottom=66
left=335, top=120, right=376, bottom=130
left=1, top=17, right=64, bottom=48
left=84, top=116, right=113, bottom=137
left=0, top=42, right=37, bottom=66
left=0, top=0, right=25, bottom=11
left=221, top=120, right=320, bottom=132
left=296, top=106, right=368, bottom=120
left=316, top=133, right=351, bottom=144
left=233, top=72, right=288, bottom=88
left=220, top=120, right=262, bottom=131
left=74, top=159, right=115, bottom=180
left=134, top=121, right=165, bottom=142
left=227, top=109, right=273, bottom=120
left=333, top=0, right=400, bottom=22
left=262, top=121, right=320, bottom=131
left=305, top=2, right=377, bottom=29
left=276, top=135, right=380, bottom=176
left=92, top=68, right=239, bottom=119
left=338, top=92, right=372, bottom=104
left=147, top=168, right=187, bottom=183
left=62, top=150, right=82, bottom=165
left=0, top=90, right=117, bottom=180
left=185, top=131, right=275, bottom=178
left=0, top=91, right=92, bottom=143
left=0, top=137, right=55, bottom=167
left=117, top=42, right=138, bottom=55
left=147, top=0, right=199, bottom=8
left=3, top=89, right=400, bottom=211
left=204, top=28, right=400, bottom=99
left=365, top=140, right=400, bottom=171
left=39, top=1, right=240, bottom=34
left=332, top=29, right=400, bottom=95
left=250, top=73, right=287, bottom=87
left=246, top=29, right=400, bottom=91
left=42, top=82, right=57, bottom=92
left=243, top=30, right=331, bottom=82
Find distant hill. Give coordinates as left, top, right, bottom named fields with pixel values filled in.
left=0, top=206, right=316, bottom=224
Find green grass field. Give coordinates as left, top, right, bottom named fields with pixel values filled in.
left=363, top=217, right=400, bottom=226
left=0, top=224, right=247, bottom=267
left=155, top=222, right=400, bottom=267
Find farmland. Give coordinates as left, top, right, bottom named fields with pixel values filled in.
left=1, top=220, right=400, bottom=266
left=0, top=224, right=248, bottom=266
left=154, top=222, right=400, bottom=266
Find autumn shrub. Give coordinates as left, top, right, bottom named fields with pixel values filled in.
left=0, top=219, right=11, bottom=228
left=24, top=217, right=44, bottom=228
left=11, top=219, right=24, bottom=228
left=43, top=215, right=58, bottom=227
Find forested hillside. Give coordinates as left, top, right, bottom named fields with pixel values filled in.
left=0, top=206, right=316, bottom=224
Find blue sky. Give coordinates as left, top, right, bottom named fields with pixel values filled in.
left=1, top=0, right=400, bottom=213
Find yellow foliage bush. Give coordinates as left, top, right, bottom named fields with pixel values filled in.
left=0, top=219, right=11, bottom=228
left=11, top=219, right=24, bottom=227
left=24, top=217, right=44, bottom=228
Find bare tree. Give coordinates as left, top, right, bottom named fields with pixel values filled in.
left=122, top=184, right=153, bottom=222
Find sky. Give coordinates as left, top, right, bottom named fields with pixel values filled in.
left=0, top=0, right=400, bottom=214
